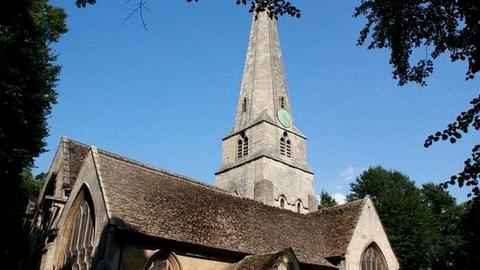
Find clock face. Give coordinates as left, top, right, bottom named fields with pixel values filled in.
left=277, top=109, right=292, bottom=128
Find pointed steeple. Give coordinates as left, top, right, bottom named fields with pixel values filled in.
left=234, top=12, right=292, bottom=131
left=216, top=12, right=317, bottom=213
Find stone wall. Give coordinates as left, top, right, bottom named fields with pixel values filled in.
left=344, top=198, right=399, bottom=270
left=121, top=244, right=233, bottom=270
left=219, top=122, right=309, bottom=170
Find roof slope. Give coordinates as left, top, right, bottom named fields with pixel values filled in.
left=85, top=144, right=365, bottom=267
left=232, top=250, right=284, bottom=270
left=232, top=248, right=294, bottom=270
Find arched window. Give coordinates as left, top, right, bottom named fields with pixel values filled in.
left=286, top=139, right=291, bottom=158
left=243, top=136, right=249, bottom=156
left=280, top=132, right=291, bottom=158
left=279, top=196, right=287, bottom=208
left=58, top=187, right=95, bottom=270
left=237, top=139, right=243, bottom=158
left=280, top=136, right=286, bottom=156
left=361, top=243, right=388, bottom=270
left=237, top=133, right=249, bottom=158
left=144, top=251, right=182, bottom=270
left=296, top=201, right=302, bottom=213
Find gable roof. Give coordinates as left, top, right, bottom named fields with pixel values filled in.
left=64, top=138, right=365, bottom=268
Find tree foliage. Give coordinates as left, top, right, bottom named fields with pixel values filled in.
left=424, top=97, right=480, bottom=198
left=318, top=190, right=338, bottom=209
left=348, top=167, right=432, bottom=270
left=20, top=169, right=46, bottom=203
left=421, top=182, right=456, bottom=215
left=457, top=201, right=480, bottom=268
left=422, top=198, right=480, bottom=270
left=348, top=168, right=479, bottom=269
left=0, top=0, right=66, bottom=267
left=420, top=183, right=464, bottom=269
left=355, top=0, right=478, bottom=85
left=73, top=0, right=479, bottom=197
left=353, top=0, right=480, bottom=198
left=75, top=0, right=301, bottom=22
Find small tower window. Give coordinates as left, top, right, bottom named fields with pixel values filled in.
left=280, top=132, right=291, bottom=158
left=237, top=139, right=243, bottom=158
left=242, top=97, right=248, bottom=112
left=237, top=133, right=249, bottom=158
left=280, top=97, right=286, bottom=109
left=243, top=136, right=249, bottom=156
left=280, top=197, right=286, bottom=208
left=286, top=139, right=291, bottom=158
left=296, top=201, right=302, bottom=213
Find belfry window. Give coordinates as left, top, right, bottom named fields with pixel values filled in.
left=58, top=187, right=95, bottom=270
left=237, top=139, right=243, bottom=158
left=280, top=132, right=291, bottom=158
left=361, top=243, right=388, bottom=270
left=237, top=133, right=249, bottom=158
left=243, top=137, right=249, bottom=156
left=242, top=97, right=248, bottom=112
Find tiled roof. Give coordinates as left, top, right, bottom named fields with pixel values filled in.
left=65, top=139, right=90, bottom=186
left=65, top=139, right=365, bottom=268
left=232, top=249, right=287, bottom=270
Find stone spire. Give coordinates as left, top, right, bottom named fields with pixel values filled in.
left=216, top=12, right=317, bottom=213
left=234, top=12, right=292, bottom=131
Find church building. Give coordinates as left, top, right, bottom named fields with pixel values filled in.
left=27, top=12, right=399, bottom=270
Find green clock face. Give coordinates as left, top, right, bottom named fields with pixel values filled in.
left=277, top=109, right=292, bottom=128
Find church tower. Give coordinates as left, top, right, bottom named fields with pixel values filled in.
left=215, top=12, right=318, bottom=213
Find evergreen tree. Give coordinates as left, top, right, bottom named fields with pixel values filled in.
left=0, top=0, right=66, bottom=267
left=318, top=190, right=338, bottom=209
left=458, top=202, right=480, bottom=269
left=354, top=0, right=480, bottom=198
left=421, top=183, right=464, bottom=269
left=348, top=167, right=432, bottom=270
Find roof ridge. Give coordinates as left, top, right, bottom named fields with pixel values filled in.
left=65, top=137, right=316, bottom=216
left=96, top=147, right=316, bottom=216
left=62, top=137, right=226, bottom=194
left=64, top=137, right=91, bottom=148
left=96, top=148, right=233, bottom=195
left=310, top=198, right=366, bottom=215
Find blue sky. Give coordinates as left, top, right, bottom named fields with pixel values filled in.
left=37, top=0, right=479, bottom=203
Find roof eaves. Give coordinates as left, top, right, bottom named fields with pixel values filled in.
left=90, top=146, right=113, bottom=224
left=332, top=198, right=368, bottom=258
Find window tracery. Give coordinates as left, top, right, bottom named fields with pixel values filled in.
left=58, top=187, right=95, bottom=270
left=243, top=136, right=249, bottom=156
left=280, top=132, right=291, bottom=158
left=361, top=243, right=388, bottom=270
left=144, top=251, right=182, bottom=270
left=237, top=133, right=249, bottom=158
left=237, top=139, right=243, bottom=158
